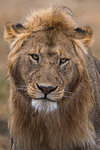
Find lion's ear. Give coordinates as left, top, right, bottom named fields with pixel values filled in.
left=73, top=26, right=93, bottom=47
left=4, top=23, right=25, bottom=42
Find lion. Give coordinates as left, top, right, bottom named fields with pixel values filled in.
left=4, top=6, right=100, bottom=150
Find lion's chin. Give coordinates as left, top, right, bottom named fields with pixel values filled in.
left=32, top=99, right=57, bottom=113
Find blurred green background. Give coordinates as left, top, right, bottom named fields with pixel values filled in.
left=0, top=0, right=100, bottom=149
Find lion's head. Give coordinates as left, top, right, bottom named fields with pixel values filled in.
left=4, top=7, right=93, bottom=113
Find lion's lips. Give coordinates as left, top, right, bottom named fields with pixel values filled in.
left=33, top=97, right=58, bottom=102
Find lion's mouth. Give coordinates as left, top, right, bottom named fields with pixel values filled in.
left=33, top=97, right=58, bottom=102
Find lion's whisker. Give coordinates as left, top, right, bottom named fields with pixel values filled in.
left=14, top=87, right=27, bottom=92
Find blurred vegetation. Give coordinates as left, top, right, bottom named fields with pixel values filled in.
left=0, top=77, right=9, bottom=104
left=0, top=74, right=9, bottom=149
left=0, top=0, right=100, bottom=149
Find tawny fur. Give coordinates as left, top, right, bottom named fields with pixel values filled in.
left=4, top=6, right=100, bottom=150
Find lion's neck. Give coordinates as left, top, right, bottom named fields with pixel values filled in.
left=9, top=79, right=95, bottom=150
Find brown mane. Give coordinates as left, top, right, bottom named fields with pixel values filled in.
left=4, top=6, right=92, bottom=48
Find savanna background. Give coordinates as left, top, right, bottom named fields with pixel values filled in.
left=0, top=0, right=100, bottom=149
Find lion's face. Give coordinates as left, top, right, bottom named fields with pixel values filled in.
left=4, top=6, right=93, bottom=113
left=5, top=7, right=93, bottom=113
left=8, top=30, right=83, bottom=112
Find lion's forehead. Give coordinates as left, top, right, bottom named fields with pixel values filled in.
left=21, top=31, right=75, bottom=57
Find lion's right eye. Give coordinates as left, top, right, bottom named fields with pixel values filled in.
left=59, top=58, right=70, bottom=65
left=29, top=54, right=39, bottom=61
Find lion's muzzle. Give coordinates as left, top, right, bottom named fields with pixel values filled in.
left=36, top=83, right=58, bottom=98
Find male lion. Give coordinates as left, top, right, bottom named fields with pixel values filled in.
left=4, top=6, right=100, bottom=150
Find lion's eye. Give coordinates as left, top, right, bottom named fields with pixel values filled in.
left=30, top=54, right=39, bottom=61
left=59, top=58, right=70, bottom=65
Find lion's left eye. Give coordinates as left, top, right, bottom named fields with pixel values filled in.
left=30, top=54, right=39, bottom=61
left=59, top=58, right=70, bottom=65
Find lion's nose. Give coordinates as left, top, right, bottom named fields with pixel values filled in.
left=36, top=83, right=57, bottom=95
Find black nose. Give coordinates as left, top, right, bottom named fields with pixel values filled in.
left=36, top=83, right=57, bottom=95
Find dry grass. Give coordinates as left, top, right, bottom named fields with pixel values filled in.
left=0, top=136, right=10, bottom=150
left=0, top=76, right=9, bottom=150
